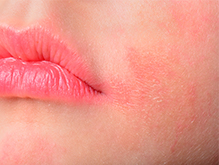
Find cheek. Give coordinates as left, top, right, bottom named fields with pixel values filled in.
left=107, top=47, right=178, bottom=150
left=167, top=0, right=218, bottom=43
left=110, top=47, right=175, bottom=112
left=107, top=42, right=217, bottom=157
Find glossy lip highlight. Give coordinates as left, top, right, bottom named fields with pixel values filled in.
left=0, top=25, right=104, bottom=103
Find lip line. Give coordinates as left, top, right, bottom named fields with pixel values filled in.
left=0, top=24, right=103, bottom=94
left=0, top=24, right=106, bottom=103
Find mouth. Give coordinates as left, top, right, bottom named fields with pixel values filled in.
left=0, top=25, right=105, bottom=104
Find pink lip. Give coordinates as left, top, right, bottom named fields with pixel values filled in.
left=0, top=25, right=104, bottom=103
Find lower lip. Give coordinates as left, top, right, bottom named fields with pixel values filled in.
left=0, top=57, right=102, bottom=103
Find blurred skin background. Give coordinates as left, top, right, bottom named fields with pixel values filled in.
left=0, top=0, right=218, bottom=164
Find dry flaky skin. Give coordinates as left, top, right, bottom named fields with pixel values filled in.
left=0, top=0, right=218, bottom=164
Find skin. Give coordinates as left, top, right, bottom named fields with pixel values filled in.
left=0, top=0, right=218, bottom=164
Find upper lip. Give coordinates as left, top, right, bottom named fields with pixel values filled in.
left=0, top=24, right=101, bottom=91
left=0, top=24, right=103, bottom=102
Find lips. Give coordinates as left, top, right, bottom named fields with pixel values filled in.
left=0, top=25, right=104, bottom=103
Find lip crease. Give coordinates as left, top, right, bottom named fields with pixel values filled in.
left=0, top=24, right=104, bottom=104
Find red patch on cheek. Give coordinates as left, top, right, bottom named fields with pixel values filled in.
left=168, top=0, right=218, bottom=42
left=125, top=48, right=173, bottom=108
left=0, top=131, right=64, bottom=165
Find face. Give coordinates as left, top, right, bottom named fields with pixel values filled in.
left=0, top=0, right=218, bottom=164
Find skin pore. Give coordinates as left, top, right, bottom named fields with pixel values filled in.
left=0, top=0, right=218, bottom=164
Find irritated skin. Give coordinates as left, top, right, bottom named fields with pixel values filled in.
left=0, top=0, right=218, bottom=164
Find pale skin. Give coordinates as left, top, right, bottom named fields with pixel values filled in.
left=0, top=0, right=218, bottom=164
